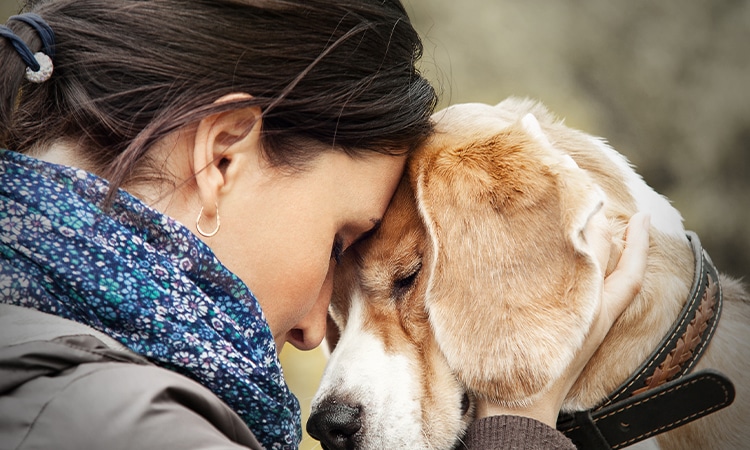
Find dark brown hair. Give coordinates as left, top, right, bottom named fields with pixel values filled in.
left=1, top=0, right=437, bottom=198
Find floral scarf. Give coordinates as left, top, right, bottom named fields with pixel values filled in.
left=0, top=150, right=301, bottom=449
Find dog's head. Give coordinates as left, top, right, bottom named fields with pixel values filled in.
left=413, top=102, right=611, bottom=406
left=308, top=99, right=631, bottom=450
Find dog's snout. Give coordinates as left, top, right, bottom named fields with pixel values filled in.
left=307, top=399, right=362, bottom=450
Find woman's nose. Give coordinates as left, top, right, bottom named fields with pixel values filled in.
left=285, top=266, right=333, bottom=351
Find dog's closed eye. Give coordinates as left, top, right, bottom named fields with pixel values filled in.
left=392, top=261, right=422, bottom=299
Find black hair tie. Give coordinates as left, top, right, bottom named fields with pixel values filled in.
left=9, top=13, right=56, bottom=60
left=1, top=13, right=55, bottom=83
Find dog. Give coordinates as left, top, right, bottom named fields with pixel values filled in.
left=307, top=98, right=749, bottom=449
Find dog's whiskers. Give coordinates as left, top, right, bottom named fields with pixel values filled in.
left=454, top=434, right=468, bottom=450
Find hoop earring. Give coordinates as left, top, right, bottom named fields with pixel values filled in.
left=196, top=203, right=221, bottom=237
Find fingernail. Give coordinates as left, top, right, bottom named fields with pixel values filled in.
left=642, top=213, right=651, bottom=229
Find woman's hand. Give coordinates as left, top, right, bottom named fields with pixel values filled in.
left=475, top=211, right=651, bottom=427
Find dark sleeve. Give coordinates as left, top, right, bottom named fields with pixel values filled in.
left=461, top=415, right=576, bottom=450
left=19, top=362, right=265, bottom=450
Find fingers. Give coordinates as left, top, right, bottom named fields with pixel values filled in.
left=601, top=212, right=650, bottom=322
left=570, top=212, right=650, bottom=382
left=585, top=207, right=614, bottom=274
left=537, top=213, right=651, bottom=424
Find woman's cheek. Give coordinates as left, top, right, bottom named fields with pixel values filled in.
left=269, top=254, right=332, bottom=338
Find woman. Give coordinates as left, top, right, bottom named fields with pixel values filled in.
left=0, top=1, right=648, bottom=449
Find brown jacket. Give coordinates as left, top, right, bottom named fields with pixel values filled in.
left=0, top=304, right=263, bottom=450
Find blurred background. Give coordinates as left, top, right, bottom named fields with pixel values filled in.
left=405, top=0, right=750, bottom=282
left=3, top=1, right=748, bottom=449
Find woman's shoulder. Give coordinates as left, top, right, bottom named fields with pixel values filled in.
left=28, top=362, right=263, bottom=449
left=0, top=305, right=263, bottom=450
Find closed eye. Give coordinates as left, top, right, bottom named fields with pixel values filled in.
left=392, top=261, right=422, bottom=299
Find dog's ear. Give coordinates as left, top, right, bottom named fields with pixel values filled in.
left=412, top=112, right=606, bottom=406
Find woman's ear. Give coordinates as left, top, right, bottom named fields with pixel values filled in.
left=192, top=93, right=262, bottom=221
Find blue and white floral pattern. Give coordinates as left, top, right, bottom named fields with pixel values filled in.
left=0, top=150, right=301, bottom=449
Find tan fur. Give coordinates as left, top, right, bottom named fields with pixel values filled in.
left=324, top=98, right=750, bottom=449
left=413, top=122, right=605, bottom=405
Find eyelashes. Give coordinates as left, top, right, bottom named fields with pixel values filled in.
left=331, top=235, right=344, bottom=264
left=392, top=261, right=422, bottom=299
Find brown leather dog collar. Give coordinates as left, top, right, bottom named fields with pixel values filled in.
left=557, top=231, right=735, bottom=449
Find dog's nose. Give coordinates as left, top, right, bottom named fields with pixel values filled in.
left=306, top=400, right=362, bottom=450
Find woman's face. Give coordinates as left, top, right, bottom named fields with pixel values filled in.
left=213, top=148, right=406, bottom=352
